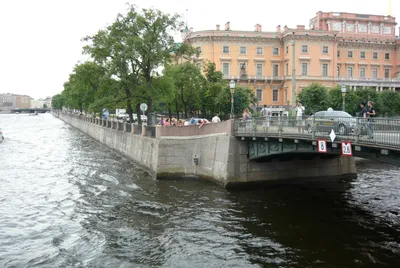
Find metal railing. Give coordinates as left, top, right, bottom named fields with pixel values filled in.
left=234, top=116, right=400, bottom=148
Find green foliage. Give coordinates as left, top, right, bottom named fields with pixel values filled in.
left=297, top=83, right=328, bottom=115
left=376, top=91, right=400, bottom=117
left=52, top=94, right=64, bottom=109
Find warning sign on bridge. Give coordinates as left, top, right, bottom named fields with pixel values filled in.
left=317, top=140, right=327, bottom=153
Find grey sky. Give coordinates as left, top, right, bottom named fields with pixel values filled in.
left=0, top=0, right=397, bottom=99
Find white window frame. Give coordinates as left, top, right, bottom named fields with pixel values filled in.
left=372, top=67, right=378, bottom=78
left=385, top=53, right=390, bottom=60
left=301, top=62, right=308, bottom=75
left=272, top=64, right=279, bottom=76
left=359, top=67, right=366, bottom=78
left=384, top=68, right=390, bottom=78
left=256, top=63, right=263, bottom=77
left=222, top=62, right=230, bottom=75
left=285, top=63, right=289, bottom=76
left=239, top=46, right=247, bottom=54
left=222, top=45, right=229, bottom=54
left=346, top=66, right=353, bottom=77
left=301, top=45, right=308, bottom=53
left=322, top=46, right=329, bottom=54
left=322, top=63, right=328, bottom=77
left=272, top=47, right=279, bottom=55
left=256, top=88, right=263, bottom=102
left=347, top=51, right=353, bottom=58
left=272, top=88, right=279, bottom=102
left=372, top=52, right=379, bottom=60
left=256, top=47, right=263, bottom=55
left=239, top=62, right=247, bottom=76
left=360, top=51, right=366, bottom=59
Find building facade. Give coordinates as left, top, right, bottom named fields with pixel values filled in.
left=185, top=11, right=400, bottom=110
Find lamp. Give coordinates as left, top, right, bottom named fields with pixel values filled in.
left=341, top=84, right=347, bottom=111
left=229, top=80, right=236, bottom=119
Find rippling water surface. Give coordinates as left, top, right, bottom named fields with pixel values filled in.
left=0, top=114, right=400, bottom=268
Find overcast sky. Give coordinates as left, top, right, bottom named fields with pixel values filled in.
left=0, top=0, right=398, bottom=99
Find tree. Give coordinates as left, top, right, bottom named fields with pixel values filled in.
left=326, top=86, right=358, bottom=115
left=376, top=91, right=400, bottom=117
left=52, top=94, right=64, bottom=110
left=83, top=5, right=183, bottom=124
left=218, top=86, right=257, bottom=119
left=297, top=83, right=328, bottom=115
left=202, top=62, right=227, bottom=117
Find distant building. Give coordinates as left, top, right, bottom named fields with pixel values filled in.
left=31, top=96, right=52, bottom=108
left=0, top=93, right=32, bottom=110
left=185, top=11, right=400, bottom=109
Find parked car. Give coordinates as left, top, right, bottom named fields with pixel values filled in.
left=306, top=110, right=356, bottom=135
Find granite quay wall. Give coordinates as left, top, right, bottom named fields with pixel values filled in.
left=54, top=112, right=357, bottom=188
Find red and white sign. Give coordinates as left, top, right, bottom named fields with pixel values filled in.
left=317, top=140, right=327, bottom=153
left=341, top=142, right=352, bottom=156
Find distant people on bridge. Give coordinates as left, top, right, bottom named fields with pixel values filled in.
left=260, top=105, right=272, bottom=131
left=212, top=114, right=221, bottom=123
left=295, top=102, right=305, bottom=133
left=360, top=102, right=373, bottom=139
left=242, top=108, right=252, bottom=121
left=367, top=101, right=376, bottom=137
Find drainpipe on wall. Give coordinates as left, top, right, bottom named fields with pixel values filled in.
left=291, top=33, right=296, bottom=113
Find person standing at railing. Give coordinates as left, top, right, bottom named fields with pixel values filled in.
left=360, top=102, right=373, bottom=139
left=242, top=108, right=252, bottom=121
left=295, top=102, right=305, bottom=133
left=260, top=105, right=272, bottom=131
left=367, top=101, right=376, bottom=138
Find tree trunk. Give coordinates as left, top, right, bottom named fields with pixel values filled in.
left=175, top=100, right=179, bottom=120
left=136, top=102, right=142, bottom=125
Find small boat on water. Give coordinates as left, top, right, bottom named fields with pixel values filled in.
left=29, top=111, right=38, bottom=116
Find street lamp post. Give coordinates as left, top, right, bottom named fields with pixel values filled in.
left=341, top=84, right=347, bottom=111
left=229, top=80, right=236, bottom=119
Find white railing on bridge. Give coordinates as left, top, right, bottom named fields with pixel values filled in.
left=234, top=116, right=400, bottom=149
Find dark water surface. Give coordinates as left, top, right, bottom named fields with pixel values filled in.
left=0, top=114, right=399, bottom=268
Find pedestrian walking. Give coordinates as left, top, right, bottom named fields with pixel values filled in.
left=295, top=102, right=305, bottom=133
left=260, top=105, right=272, bottom=131
left=360, top=102, right=373, bottom=139
left=367, top=101, right=376, bottom=138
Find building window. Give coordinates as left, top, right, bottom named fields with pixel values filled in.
left=273, top=64, right=279, bottom=76
left=222, top=62, right=229, bottom=75
left=384, top=68, right=390, bottom=78
left=347, top=51, right=353, bottom=58
left=359, top=67, right=366, bottom=78
left=360, top=51, right=366, bottom=59
left=239, top=62, right=247, bottom=76
left=385, top=53, right=390, bottom=60
left=272, top=88, right=279, bottom=102
left=223, top=46, right=229, bottom=54
left=372, top=68, right=378, bottom=78
left=337, top=50, right=341, bottom=58
left=240, top=47, right=246, bottom=54
left=286, top=46, right=288, bottom=54
left=373, top=52, right=378, bottom=59
left=256, top=88, right=262, bottom=102
left=346, top=66, right=353, bottom=77
left=301, top=62, right=308, bottom=75
left=301, top=45, right=308, bottom=53
left=285, top=63, right=289, bottom=76
left=337, top=66, right=340, bottom=76
left=256, top=63, right=263, bottom=76
left=257, top=47, right=263, bottom=55
left=322, top=63, right=328, bottom=77
left=322, top=46, right=328, bottom=54
left=272, top=48, right=279, bottom=55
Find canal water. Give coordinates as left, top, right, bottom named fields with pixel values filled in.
left=0, top=114, right=399, bottom=268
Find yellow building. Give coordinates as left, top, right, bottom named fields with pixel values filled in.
left=185, top=12, right=400, bottom=111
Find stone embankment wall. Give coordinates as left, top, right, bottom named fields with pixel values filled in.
left=55, top=112, right=357, bottom=188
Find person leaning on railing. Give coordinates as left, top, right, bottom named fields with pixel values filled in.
left=367, top=101, right=376, bottom=137
left=360, top=102, right=373, bottom=139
